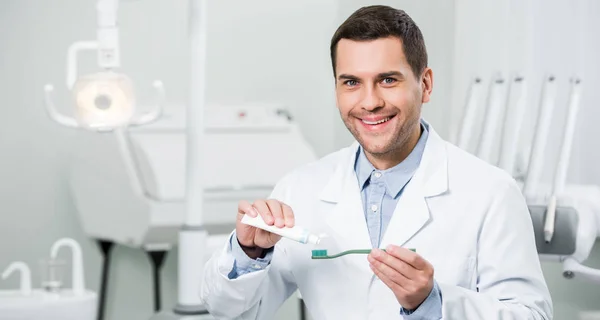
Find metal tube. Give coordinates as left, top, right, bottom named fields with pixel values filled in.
left=544, top=78, right=582, bottom=243
left=175, top=0, right=209, bottom=311
left=498, top=76, right=527, bottom=176
left=523, top=75, right=557, bottom=197
left=186, top=0, right=207, bottom=227
left=476, top=75, right=506, bottom=164
left=553, top=78, right=582, bottom=195
left=456, top=77, right=483, bottom=151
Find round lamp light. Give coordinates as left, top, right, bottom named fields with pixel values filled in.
left=72, top=71, right=135, bottom=130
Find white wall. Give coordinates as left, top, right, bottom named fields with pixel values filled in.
left=0, top=0, right=338, bottom=319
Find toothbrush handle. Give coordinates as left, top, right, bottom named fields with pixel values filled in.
left=314, top=249, right=416, bottom=259
left=339, top=248, right=416, bottom=257
left=344, top=249, right=373, bottom=255
left=325, top=249, right=372, bottom=259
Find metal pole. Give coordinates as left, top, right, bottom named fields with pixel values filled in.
left=174, top=0, right=209, bottom=314
left=476, top=75, right=506, bottom=164
left=498, top=76, right=527, bottom=176
left=523, top=75, right=557, bottom=198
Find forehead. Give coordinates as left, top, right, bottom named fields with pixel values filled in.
left=335, top=37, right=412, bottom=77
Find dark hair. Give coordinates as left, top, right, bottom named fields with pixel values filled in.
left=330, top=5, right=428, bottom=79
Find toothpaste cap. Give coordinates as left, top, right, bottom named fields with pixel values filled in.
left=307, top=234, right=320, bottom=245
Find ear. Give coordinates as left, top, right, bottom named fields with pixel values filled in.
left=421, top=68, right=433, bottom=103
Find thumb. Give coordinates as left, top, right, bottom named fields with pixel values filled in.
left=237, top=200, right=257, bottom=221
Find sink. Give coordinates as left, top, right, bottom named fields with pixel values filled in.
left=0, top=238, right=98, bottom=320
left=0, top=290, right=97, bottom=320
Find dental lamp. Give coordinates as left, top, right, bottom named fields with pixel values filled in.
left=43, top=0, right=165, bottom=132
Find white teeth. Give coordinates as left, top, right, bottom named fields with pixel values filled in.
left=362, top=117, right=390, bottom=125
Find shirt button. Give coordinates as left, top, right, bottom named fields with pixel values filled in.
left=371, top=204, right=378, bottom=212
left=252, top=264, right=262, bottom=269
left=374, top=172, right=382, bottom=178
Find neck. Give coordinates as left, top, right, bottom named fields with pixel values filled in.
left=365, top=123, right=422, bottom=170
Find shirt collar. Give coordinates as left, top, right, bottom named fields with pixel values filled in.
left=354, top=119, right=429, bottom=197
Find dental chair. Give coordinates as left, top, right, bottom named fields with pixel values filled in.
left=68, top=104, right=318, bottom=318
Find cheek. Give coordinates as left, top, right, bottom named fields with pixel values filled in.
left=383, top=90, right=422, bottom=122
left=381, top=89, right=413, bottom=110
left=336, top=91, right=360, bottom=116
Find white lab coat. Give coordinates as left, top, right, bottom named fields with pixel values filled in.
left=200, top=125, right=553, bottom=320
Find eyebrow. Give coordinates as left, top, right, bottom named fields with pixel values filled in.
left=337, top=74, right=359, bottom=81
left=377, top=71, right=404, bottom=79
left=337, top=71, right=405, bottom=81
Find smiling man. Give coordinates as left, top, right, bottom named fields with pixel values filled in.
left=333, top=25, right=429, bottom=171
left=200, top=5, right=553, bottom=320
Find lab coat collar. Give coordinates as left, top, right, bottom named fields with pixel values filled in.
left=320, top=120, right=448, bottom=202
left=319, top=120, right=449, bottom=254
left=354, top=121, right=429, bottom=198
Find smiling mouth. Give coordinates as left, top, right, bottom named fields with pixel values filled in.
left=360, top=115, right=396, bottom=125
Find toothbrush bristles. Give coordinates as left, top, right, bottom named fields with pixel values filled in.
left=311, top=249, right=328, bottom=257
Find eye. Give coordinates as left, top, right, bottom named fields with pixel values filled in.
left=344, top=80, right=358, bottom=87
left=381, top=77, right=397, bottom=85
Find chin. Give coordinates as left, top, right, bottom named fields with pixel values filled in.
left=364, top=146, right=394, bottom=156
left=358, top=137, right=394, bottom=155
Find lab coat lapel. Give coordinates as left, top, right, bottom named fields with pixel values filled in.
left=317, top=125, right=449, bottom=266
left=380, top=126, right=449, bottom=249
left=320, top=143, right=373, bottom=260
left=379, top=177, right=430, bottom=249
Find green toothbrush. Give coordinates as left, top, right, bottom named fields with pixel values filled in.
left=311, top=248, right=416, bottom=259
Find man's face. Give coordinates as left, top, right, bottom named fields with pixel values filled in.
left=334, top=36, right=432, bottom=158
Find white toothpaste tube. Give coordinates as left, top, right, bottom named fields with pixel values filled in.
left=241, top=214, right=321, bottom=245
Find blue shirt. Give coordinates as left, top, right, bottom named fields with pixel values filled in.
left=354, top=121, right=442, bottom=319
left=226, top=120, right=442, bottom=319
left=354, top=122, right=427, bottom=248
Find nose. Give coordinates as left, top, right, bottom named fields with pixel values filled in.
left=360, top=85, right=384, bottom=111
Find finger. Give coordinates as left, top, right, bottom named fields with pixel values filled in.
left=236, top=201, right=258, bottom=247
left=237, top=200, right=256, bottom=218
left=368, top=252, right=411, bottom=288
left=370, top=261, right=409, bottom=295
left=386, top=245, right=428, bottom=270
left=254, top=228, right=281, bottom=248
left=252, top=200, right=274, bottom=225
left=281, top=203, right=295, bottom=228
left=266, top=199, right=285, bottom=228
left=370, top=249, right=416, bottom=279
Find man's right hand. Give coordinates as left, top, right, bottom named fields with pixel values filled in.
left=236, top=199, right=295, bottom=259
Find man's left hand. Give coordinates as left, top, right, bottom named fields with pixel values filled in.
left=368, top=245, right=434, bottom=310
